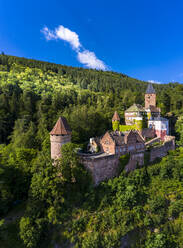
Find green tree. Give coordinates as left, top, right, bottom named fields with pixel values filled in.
left=175, top=116, right=183, bottom=145
left=145, top=233, right=177, bottom=248
left=19, top=217, right=46, bottom=248
left=59, top=143, right=92, bottom=189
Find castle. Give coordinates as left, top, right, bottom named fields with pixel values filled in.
left=50, top=84, right=175, bottom=185
left=112, top=83, right=169, bottom=140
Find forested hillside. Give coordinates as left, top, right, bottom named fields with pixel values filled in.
left=1, top=54, right=183, bottom=247
left=1, top=54, right=183, bottom=144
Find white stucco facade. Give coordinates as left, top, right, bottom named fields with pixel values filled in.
left=148, top=117, right=169, bottom=134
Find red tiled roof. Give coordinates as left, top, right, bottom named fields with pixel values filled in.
left=50, top=117, right=72, bottom=135
left=112, top=111, right=120, bottom=121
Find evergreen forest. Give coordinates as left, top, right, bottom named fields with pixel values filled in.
left=1, top=54, right=183, bottom=247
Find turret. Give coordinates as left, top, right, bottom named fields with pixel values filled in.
left=145, top=83, right=156, bottom=109
left=50, top=117, right=72, bottom=160
left=112, top=111, right=120, bottom=131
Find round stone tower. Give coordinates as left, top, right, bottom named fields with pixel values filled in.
left=50, top=117, right=72, bottom=160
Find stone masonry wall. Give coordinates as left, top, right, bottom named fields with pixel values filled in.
left=125, top=152, right=144, bottom=172
left=80, top=136, right=175, bottom=185
left=80, top=151, right=145, bottom=185
left=50, top=134, right=71, bottom=159
left=150, top=136, right=175, bottom=162
left=81, top=154, right=119, bottom=185
left=145, top=93, right=156, bottom=109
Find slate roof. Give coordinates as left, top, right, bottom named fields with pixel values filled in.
left=50, top=117, right=72, bottom=135
left=110, top=131, right=125, bottom=145
left=112, top=111, right=120, bottom=121
left=146, top=84, right=156, bottom=94
left=101, top=130, right=145, bottom=147
left=124, top=130, right=145, bottom=143
left=125, top=104, right=144, bottom=113
left=150, top=117, right=168, bottom=122
left=110, top=130, right=145, bottom=145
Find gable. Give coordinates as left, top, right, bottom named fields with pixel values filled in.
left=100, top=132, right=115, bottom=146
left=125, top=131, right=144, bottom=145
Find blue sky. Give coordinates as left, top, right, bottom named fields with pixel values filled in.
left=1, top=0, right=183, bottom=83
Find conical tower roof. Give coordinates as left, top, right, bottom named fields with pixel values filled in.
left=112, top=111, right=120, bottom=121
left=146, top=83, right=156, bottom=94
left=50, top=117, right=72, bottom=135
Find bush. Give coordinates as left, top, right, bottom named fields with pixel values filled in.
left=119, top=153, right=130, bottom=173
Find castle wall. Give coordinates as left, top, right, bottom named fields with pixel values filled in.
left=80, top=150, right=145, bottom=185
left=81, top=154, right=119, bottom=185
left=145, top=137, right=161, bottom=146
left=150, top=136, right=175, bottom=162
left=80, top=136, right=175, bottom=185
left=125, top=152, right=144, bottom=172
left=50, top=134, right=71, bottom=159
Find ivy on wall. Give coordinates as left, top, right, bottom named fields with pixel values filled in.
left=119, top=153, right=130, bottom=173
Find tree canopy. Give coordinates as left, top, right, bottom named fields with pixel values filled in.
left=1, top=54, right=183, bottom=247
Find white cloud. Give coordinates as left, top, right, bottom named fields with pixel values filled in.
left=41, top=25, right=107, bottom=70
left=77, top=50, right=106, bottom=70
left=148, top=80, right=162, bottom=84
left=41, top=27, right=57, bottom=40
left=55, top=25, right=81, bottom=50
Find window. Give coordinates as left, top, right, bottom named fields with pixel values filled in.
left=128, top=145, right=134, bottom=151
